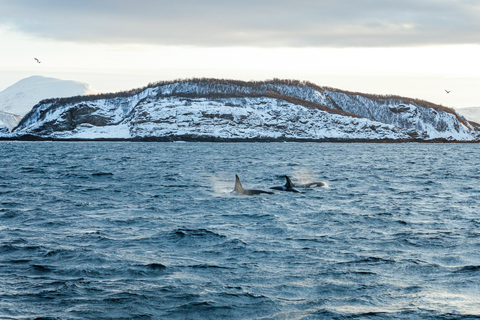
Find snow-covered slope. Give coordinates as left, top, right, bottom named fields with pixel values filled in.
left=455, top=107, right=480, bottom=125
left=0, top=111, right=23, bottom=132
left=150, top=80, right=475, bottom=140
left=6, top=79, right=480, bottom=141
left=0, top=76, right=97, bottom=130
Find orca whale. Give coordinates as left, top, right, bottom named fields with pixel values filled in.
left=270, top=176, right=300, bottom=193
left=234, top=175, right=274, bottom=195
left=286, top=175, right=325, bottom=188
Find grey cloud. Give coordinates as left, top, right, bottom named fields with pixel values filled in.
left=1, top=0, right=480, bottom=47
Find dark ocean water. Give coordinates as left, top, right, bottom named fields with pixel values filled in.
left=1, top=141, right=480, bottom=320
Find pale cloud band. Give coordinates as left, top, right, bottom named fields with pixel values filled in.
left=1, top=0, right=480, bottom=47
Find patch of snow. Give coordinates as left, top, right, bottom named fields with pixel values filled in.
left=54, top=123, right=131, bottom=140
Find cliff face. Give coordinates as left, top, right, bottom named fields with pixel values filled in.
left=7, top=79, right=480, bottom=141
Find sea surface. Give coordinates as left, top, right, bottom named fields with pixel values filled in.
left=1, top=141, right=479, bottom=320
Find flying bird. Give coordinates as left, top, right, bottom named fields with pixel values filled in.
left=34, top=58, right=41, bottom=63
left=445, top=89, right=451, bottom=94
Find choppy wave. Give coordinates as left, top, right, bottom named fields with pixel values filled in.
left=1, top=141, right=480, bottom=319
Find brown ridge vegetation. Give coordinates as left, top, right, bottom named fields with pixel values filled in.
left=30, top=77, right=470, bottom=127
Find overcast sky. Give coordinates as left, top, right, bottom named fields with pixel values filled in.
left=1, top=0, right=480, bottom=107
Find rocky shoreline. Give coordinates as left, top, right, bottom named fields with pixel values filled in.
left=2, top=134, right=478, bottom=143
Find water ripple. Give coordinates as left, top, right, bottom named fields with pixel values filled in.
left=1, top=141, right=479, bottom=319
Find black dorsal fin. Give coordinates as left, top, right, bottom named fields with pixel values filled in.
left=234, top=175, right=244, bottom=193
left=285, top=176, right=294, bottom=188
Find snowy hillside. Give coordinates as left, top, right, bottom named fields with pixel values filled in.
left=0, top=111, right=23, bottom=132
left=0, top=76, right=97, bottom=130
left=455, top=107, right=480, bottom=125
left=5, top=78, right=480, bottom=141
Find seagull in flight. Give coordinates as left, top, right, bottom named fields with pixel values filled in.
left=445, top=89, right=451, bottom=94
left=34, top=58, right=41, bottom=63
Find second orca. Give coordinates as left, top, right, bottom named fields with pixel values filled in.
left=270, top=176, right=300, bottom=193
left=273, top=175, right=325, bottom=190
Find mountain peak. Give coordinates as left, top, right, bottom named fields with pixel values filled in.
left=0, top=75, right=98, bottom=117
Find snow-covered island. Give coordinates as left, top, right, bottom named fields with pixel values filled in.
left=2, top=78, right=479, bottom=142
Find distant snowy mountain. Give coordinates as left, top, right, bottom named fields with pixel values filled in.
left=4, top=78, right=480, bottom=141
left=0, top=76, right=97, bottom=130
left=455, top=107, right=480, bottom=125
